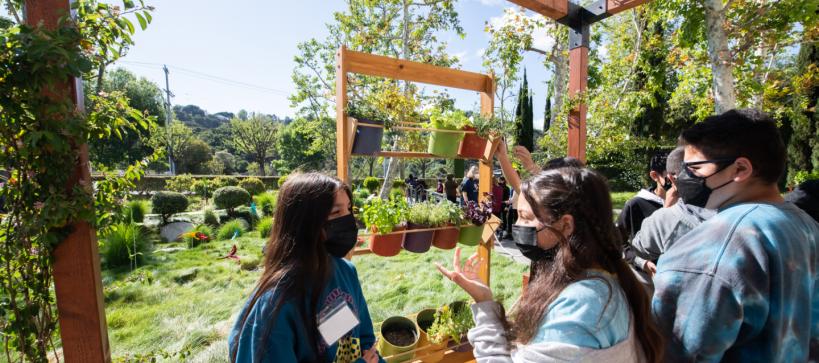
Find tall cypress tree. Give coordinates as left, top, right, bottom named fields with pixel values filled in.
left=544, top=88, right=552, bottom=131
left=515, top=69, right=534, bottom=150
left=524, top=92, right=534, bottom=151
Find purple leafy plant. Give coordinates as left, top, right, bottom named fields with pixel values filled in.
left=463, top=193, right=493, bottom=226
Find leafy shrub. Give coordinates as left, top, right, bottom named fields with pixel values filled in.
left=391, top=179, right=406, bottom=189
left=277, top=174, right=288, bottom=189
left=193, top=179, right=214, bottom=201
left=165, top=174, right=195, bottom=193
left=213, top=186, right=251, bottom=213
left=122, top=200, right=149, bottom=223
left=182, top=225, right=213, bottom=248
left=100, top=223, right=152, bottom=269
left=406, top=201, right=435, bottom=227
left=363, top=177, right=380, bottom=194
left=230, top=206, right=259, bottom=228
left=361, top=197, right=406, bottom=234
left=239, top=177, right=266, bottom=195
left=428, top=301, right=474, bottom=345
left=256, top=217, right=274, bottom=238
left=217, top=219, right=248, bottom=240
left=213, top=176, right=239, bottom=189
left=389, top=188, right=405, bottom=201
left=792, top=170, right=819, bottom=187
left=203, top=208, right=219, bottom=227
left=254, top=191, right=278, bottom=216
left=151, top=191, right=189, bottom=225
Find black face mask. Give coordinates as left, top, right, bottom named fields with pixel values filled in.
left=676, top=158, right=736, bottom=208
left=661, top=176, right=673, bottom=192
left=512, top=225, right=558, bottom=262
left=324, top=214, right=359, bottom=258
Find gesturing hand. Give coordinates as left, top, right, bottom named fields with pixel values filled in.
left=435, top=247, right=494, bottom=303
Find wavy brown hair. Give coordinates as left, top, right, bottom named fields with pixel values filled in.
left=509, top=167, right=663, bottom=362
left=229, top=172, right=352, bottom=362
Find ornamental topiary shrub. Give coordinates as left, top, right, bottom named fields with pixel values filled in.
left=213, top=186, right=251, bottom=213
left=165, top=174, right=196, bottom=193
left=363, top=177, right=380, bottom=194
left=151, top=191, right=189, bottom=225
left=239, top=177, right=266, bottom=196
left=254, top=191, right=278, bottom=216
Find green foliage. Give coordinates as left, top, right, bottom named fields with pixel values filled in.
left=151, top=191, right=189, bottom=224
left=122, top=200, right=149, bottom=223
left=239, top=177, right=266, bottom=196
left=363, top=177, right=380, bottom=194
left=254, top=191, right=278, bottom=216
left=231, top=114, right=278, bottom=176
left=217, top=219, right=248, bottom=240
left=213, top=175, right=240, bottom=188
left=514, top=70, right=534, bottom=152
left=100, top=223, right=152, bottom=269
left=391, top=179, right=406, bottom=189
left=361, top=197, right=406, bottom=234
left=213, top=186, right=251, bottom=213
left=791, top=170, right=819, bottom=187
left=182, top=225, right=213, bottom=248
left=176, top=138, right=213, bottom=174
left=428, top=302, right=475, bottom=345
left=390, top=188, right=405, bottom=201
left=435, top=201, right=463, bottom=227
left=256, top=217, right=274, bottom=239
left=229, top=206, right=259, bottom=228
left=406, top=201, right=435, bottom=227
left=148, top=121, right=194, bottom=171
left=469, top=113, right=512, bottom=140
left=165, top=174, right=195, bottom=193
left=192, top=179, right=213, bottom=200
left=202, top=208, right=219, bottom=227
left=277, top=174, right=288, bottom=188
left=274, top=117, right=334, bottom=173
left=426, top=108, right=469, bottom=131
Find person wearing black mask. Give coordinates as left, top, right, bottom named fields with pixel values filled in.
left=230, top=173, right=382, bottom=363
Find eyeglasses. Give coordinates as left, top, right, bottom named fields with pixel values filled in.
left=682, top=157, right=737, bottom=169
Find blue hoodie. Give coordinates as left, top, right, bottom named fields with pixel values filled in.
left=229, top=257, right=383, bottom=363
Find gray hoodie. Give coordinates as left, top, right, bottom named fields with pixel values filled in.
left=630, top=201, right=716, bottom=270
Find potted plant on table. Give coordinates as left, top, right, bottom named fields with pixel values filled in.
left=427, top=301, right=476, bottom=353
left=414, top=308, right=448, bottom=362
left=426, top=109, right=469, bottom=158
left=403, top=201, right=436, bottom=253
left=432, top=201, right=462, bottom=250
left=378, top=315, right=420, bottom=363
left=361, top=197, right=407, bottom=257
left=459, top=113, right=506, bottom=159
left=459, top=195, right=494, bottom=246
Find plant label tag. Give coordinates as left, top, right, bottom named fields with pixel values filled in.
left=317, top=299, right=359, bottom=346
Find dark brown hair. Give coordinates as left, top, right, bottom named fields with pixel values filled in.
left=511, top=167, right=663, bottom=362
left=230, top=172, right=352, bottom=362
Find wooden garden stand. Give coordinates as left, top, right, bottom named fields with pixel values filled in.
left=335, top=46, right=499, bottom=362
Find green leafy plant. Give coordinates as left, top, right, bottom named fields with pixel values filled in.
left=363, top=177, right=381, bottom=194
left=427, top=302, right=475, bottom=345
left=122, top=200, right=149, bottom=223
left=277, top=174, right=289, bottom=189
left=254, top=191, right=278, bottom=216
left=440, top=201, right=464, bottom=226
left=390, top=188, right=406, bottom=201
left=213, top=186, right=251, bottom=213
left=100, top=222, right=152, bottom=269
left=165, top=174, right=195, bottom=193
left=203, top=208, right=219, bottom=227
left=392, top=179, right=407, bottom=189
left=791, top=170, right=819, bottom=187
left=239, top=177, right=266, bottom=196
left=406, top=202, right=435, bottom=227
left=230, top=206, right=259, bottom=228
left=213, top=176, right=240, bottom=189
left=217, top=219, right=249, bottom=240
left=425, top=109, right=469, bottom=131
left=256, top=217, right=274, bottom=238
left=469, top=113, right=513, bottom=140
left=193, top=179, right=213, bottom=202
left=361, top=197, right=406, bottom=234
left=151, top=191, right=189, bottom=225
left=182, top=225, right=213, bottom=248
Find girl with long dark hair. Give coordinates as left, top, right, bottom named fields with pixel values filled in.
left=229, top=173, right=381, bottom=363
left=437, top=167, right=664, bottom=362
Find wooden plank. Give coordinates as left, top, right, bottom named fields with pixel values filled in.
left=343, top=48, right=493, bottom=92
left=24, top=1, right=112, bottom=361
left=477, top=79, right=495, bottom=286
left=568, top=46, right=588, bottom=162
left=606, top=0, right=649, bottom=15
left=336, top=46, right=350, bottom=184
left=506, top=0, right=568, bottom=19
left=371, top=151, right=467, bottom=160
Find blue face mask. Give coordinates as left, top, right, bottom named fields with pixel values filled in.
left=676, top=158, right=736, bottom=208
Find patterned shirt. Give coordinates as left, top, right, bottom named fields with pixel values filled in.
left=652, top=202, right=819, bottom=362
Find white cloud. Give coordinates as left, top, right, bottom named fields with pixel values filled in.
left=487, top=8, right=555, bottom=52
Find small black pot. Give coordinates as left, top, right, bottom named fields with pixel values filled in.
left=351, top=117, right=384, bottom=155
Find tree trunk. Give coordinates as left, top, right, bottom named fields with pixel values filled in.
left=258, top=153, right=266, bottom=176
left=551, top=45, right=569, bottom=126
left=705, top=0, right=736, bottom=114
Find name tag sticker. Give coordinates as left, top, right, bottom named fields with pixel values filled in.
left=318, top=300, right=359, bottom=346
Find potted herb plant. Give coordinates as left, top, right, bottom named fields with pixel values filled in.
left=459, top=113, right=501, bottom=159
left=362, top=197, right=406, bottom=257
left=432, top=201, right=462, bottom=250
left=459, top=195, right=494, bottom=246
left=414, top=308, right=447, bottom=362
left=378, top=316, right=420, bottom=363
left=427, top=301, right=475, bottom=353
left=426, top=109, right=469, bottom=158
left=403, top=201, right=436, bottom=253
left=348, top=103, right=386, bottom=156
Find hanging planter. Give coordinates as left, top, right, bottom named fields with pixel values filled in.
left=458, top=125, right=489, bottom=159
left=415, top=308, right=447, bottom=362
left=362, top=197, right=407, bottom=257
left=459, top=196, right=494, bottom=246
left=426, top=109, right=468, bottom=158
left=351, top=117, right=384, bottom=156
left=403, top=223, right=433, bottom=253
left=432, top=225, right=459, bottom=250
left=370, top=225, right=405, bottom=257
left=378, top=316, right=420, bottom=363
left=457, top=224, right=483, bottom=246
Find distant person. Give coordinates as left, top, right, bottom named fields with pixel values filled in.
left=444, top=174, right=458, bottom=204
left=786, top=179, right=819, bottom=223
left=436, top=178, right=444, bottom=194
left=616, top=152, right=671, bottom=242
left=492, top=176, right=511, bottom=233
left=625, top=147, right=715, bottom=288
left=460, top=166, right=479, bottom=204
left=652, top=109, right=819, bottom=361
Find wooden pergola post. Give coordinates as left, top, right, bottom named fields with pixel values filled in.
left=24, top=1, right=111, bottom=361
left=506, top=0, right=650, bottom=162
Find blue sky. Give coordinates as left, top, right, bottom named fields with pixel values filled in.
left=114, top=0, right=554, bottom=129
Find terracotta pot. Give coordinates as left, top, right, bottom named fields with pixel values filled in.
left=351, top=117, right=384, bottom=155
left=370, top=225, right=405, bottom=257
left=403, top=223, right=433, bottom=253
left=432, top=225, right=459, bottom=250
left=458, top=126, right=489, bottom=159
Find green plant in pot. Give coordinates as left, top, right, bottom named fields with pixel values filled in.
left=427, top=301, right=475, bottom=352
left=403, top=202, right=436, bottom=253
left=459, top=113, right=507, bottom=159
left=432, top=201, right=463, bottom=250
left=378, top=316, right=420, bottom=363
left=361, top=197, right=407, bottom=257
left=459, top=195, right=494, bottom=246
left=426, top=109, right=468, bottom=158
left=415, top=308, right=447, bottom=362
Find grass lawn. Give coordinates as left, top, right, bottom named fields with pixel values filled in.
left=611, top=191, right=637, bottom=211
left=104, top=233, right=528, bottom=362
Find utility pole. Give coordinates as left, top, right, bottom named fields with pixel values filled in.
left=163, top=65, right=175, bottom=175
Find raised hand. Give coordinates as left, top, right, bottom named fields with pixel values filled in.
left=435, top=247, right=493, bottom=303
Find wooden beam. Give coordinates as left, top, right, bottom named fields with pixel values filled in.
left=336, top=46, right=350, bottom=184
left=343, top=48, right=493, bottom=92
left=24, top=0, right=111, bottom=361
left=568, top=46, right=588, bottom=162
left=506, top=0, right=568, bottom=19
left=606, top=0, right=649, bottom=15
left=477, top=76, right=495, bottom=286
